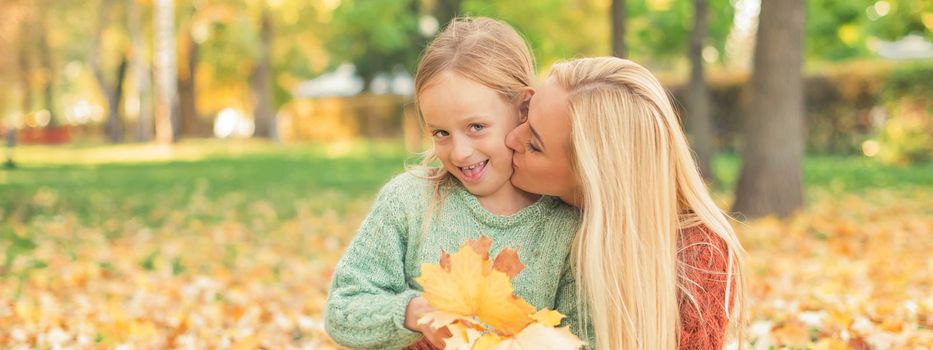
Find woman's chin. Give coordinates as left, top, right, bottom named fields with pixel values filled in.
left=508, top=174, right=532, bottom=193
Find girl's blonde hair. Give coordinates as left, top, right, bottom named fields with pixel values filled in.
left=550, top=57, right=747, bottom=349
left=408, top=16, right=536, bottom=228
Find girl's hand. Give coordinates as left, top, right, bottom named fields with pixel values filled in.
left=406, top=338, right=442, bottom=350
left=404, top=296, right=451, bottom=348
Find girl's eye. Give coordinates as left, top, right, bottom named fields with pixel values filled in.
left=527, top=142, right=541, bottom=153
left=468, top=124, right=485, bottom=132
left=432, top=130, right=449, bottom=138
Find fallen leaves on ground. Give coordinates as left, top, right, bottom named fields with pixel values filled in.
left=737, top=189, right=933, bottom=349
left=0, top=187, right=930, bottom=349
left=0, top=189, right=367, bottom=349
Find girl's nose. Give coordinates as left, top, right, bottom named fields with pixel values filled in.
left=450, top=138, right=474, bottom=163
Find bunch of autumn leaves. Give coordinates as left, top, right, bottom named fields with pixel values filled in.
left=415, top=236, right=585, bottom=350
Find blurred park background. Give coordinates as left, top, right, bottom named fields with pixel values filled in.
left=0, top=0, right=931, bottom=348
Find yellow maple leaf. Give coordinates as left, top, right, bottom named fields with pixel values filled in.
left=416, top=237, right=536, bottom=335
left=416, top=236, right=584, bottom=350
left=530, top=309, right=565, bottom=327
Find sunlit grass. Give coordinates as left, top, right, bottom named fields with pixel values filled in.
left=712, top=153, right=933, bottom=194
left=5, top=138, right=409, bottom=166
left=3, top=141, right=930, bottom=228
left=0, top=139, right=412, bottom=227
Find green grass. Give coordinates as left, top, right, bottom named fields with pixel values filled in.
left=0, top=140, right=412, bottom=227
left=712, top=153, right=933, bottom=193
left=1, top=140, right=930, bottom=228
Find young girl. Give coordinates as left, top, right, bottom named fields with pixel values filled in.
left=324, top=17, right=583, bottom=349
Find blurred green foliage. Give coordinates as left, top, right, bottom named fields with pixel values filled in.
left=0, top=0, right=933, bottom=147
left=875, top=63, right=933, bottom=164
left=807, top=0, right=931, bottom=60
left=667, top=60, right=933, bottom=157
left=327, top=0, right=425, bottom=86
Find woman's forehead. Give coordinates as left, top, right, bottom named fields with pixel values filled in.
left=532, top=78, right=569, bottom=116
left=529, top=79, right=572, bottom=146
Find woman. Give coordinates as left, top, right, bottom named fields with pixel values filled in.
left=505, top=57, right=747, bottom=349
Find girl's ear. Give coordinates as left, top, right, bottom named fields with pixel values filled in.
left=515, top=87, right=535, bottom=103
left=514, top=87, right=535, bottom=121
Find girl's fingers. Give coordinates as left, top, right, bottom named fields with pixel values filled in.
left=405, top=338, right=435, bottom=350
left=425, top=326, right=451, bottom=349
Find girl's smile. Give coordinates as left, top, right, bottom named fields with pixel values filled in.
left=458, top=159, right=489, bottom=182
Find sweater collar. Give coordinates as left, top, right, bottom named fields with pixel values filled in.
left=451, top=183, right=561, bottom=229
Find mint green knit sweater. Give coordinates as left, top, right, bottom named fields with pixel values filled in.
left=324, top=172, right=587, bottom=349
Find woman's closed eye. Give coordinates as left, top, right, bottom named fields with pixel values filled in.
left=526, top=141, right=541, bottom=153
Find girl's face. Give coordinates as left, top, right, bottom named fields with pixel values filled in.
left=505, top=76, right=581, bottom=207
left=419, top=71, right=527, bottom=199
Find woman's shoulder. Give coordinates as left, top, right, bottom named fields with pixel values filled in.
left=679, top=225, right=728, bottom=253
left=677, top=224, right=735, bottom=350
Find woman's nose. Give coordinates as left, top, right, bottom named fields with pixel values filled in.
left=505, top=123, right=524, bottom=153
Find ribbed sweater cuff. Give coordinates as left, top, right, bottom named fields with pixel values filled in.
left=393, top=290, right=423, bottom=341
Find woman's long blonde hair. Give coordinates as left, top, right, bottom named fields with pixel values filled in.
left=551, top=57, right=747, bottom=349
left=408, top=16, right=536, bottom=227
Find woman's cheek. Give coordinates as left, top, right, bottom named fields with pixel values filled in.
left=530, top=158, right=549, bottom=181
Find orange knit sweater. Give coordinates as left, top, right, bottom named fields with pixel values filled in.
left=677, top=225, right=733, bottom=350
left=406, top=225, right=734, bottom=350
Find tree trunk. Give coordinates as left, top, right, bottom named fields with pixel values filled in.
left=106, top=55, right=129, bottom=142
left=434, top=0, right=461, bottom=27
left=18, top=19, right=33, bottom=114
left=177, top=24, right=199, bottom=137
left=611, top=0, right=626, bottom=58
left=37, top=4, right=57, bottom=127
left=732, top=0, right=806, bottom=218
left=127, top=0, right=153, bottom=142
left=90, top=1, right=128, bottom=143
left=154, top=0, right=178, bottom=144
left=686, top=0, right=715, bottom=182
left=250, top=8, right=276, bottom=140
left=95, top=54, right=130, bottom=143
